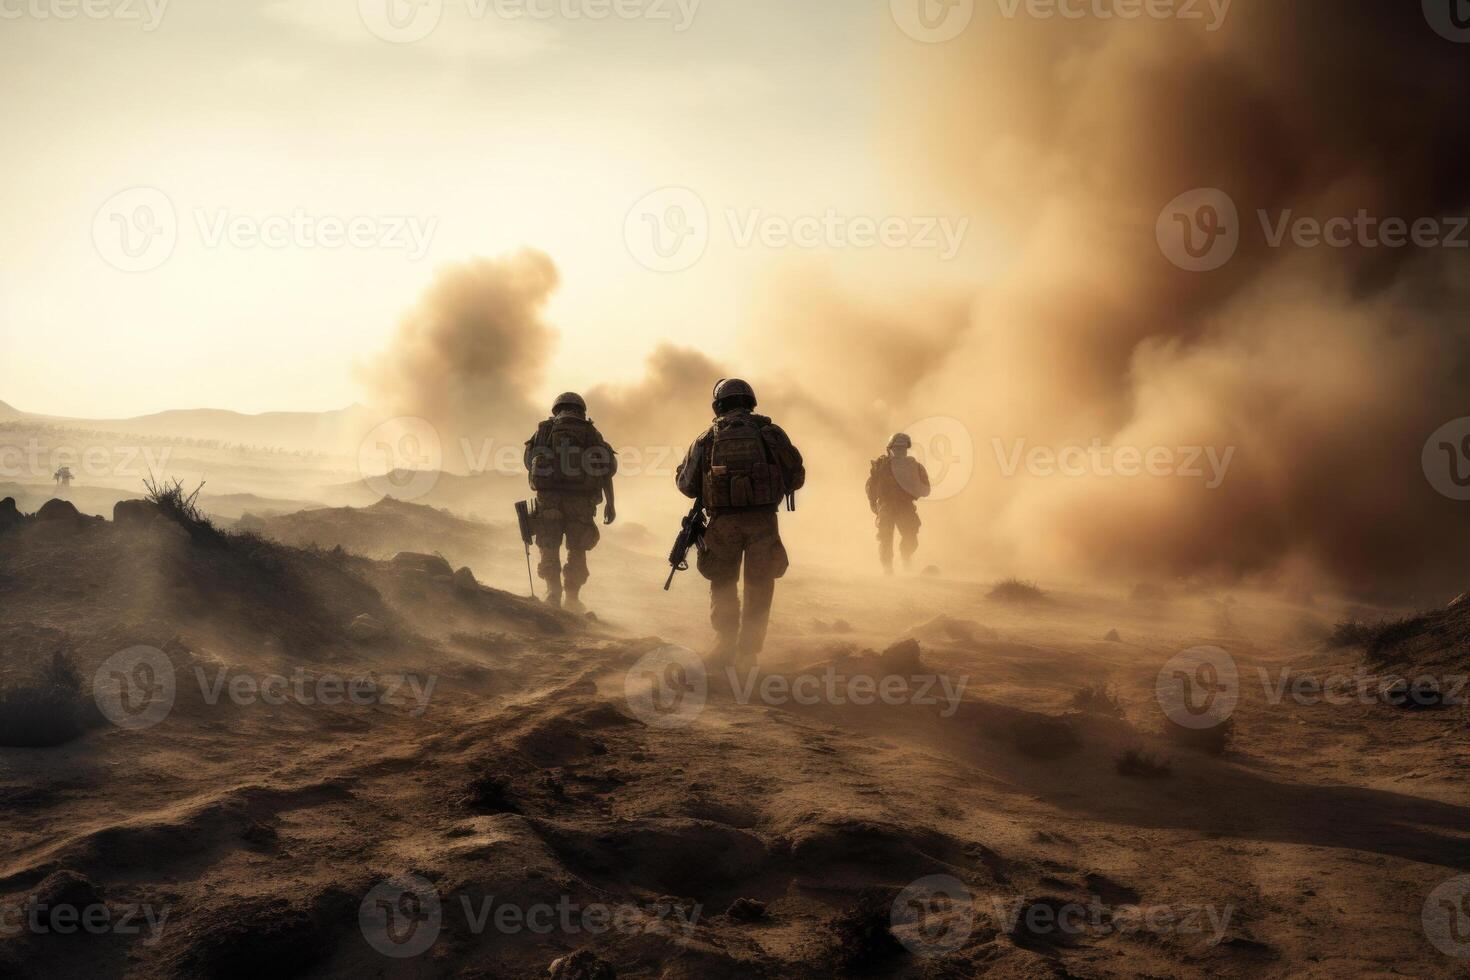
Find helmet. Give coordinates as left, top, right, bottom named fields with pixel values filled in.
left=888, top=433, right=913, bottom=451
left=552, top=392, right=587, bottom=416
left=712, top=378, right=757, bottom=414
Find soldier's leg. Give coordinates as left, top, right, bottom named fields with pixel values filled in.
left=534, top=498, right=566, bottom=605
left=736, top=513, right=789, bottom=668
left=876, top=511, right=897, bottom=573
left=697, top=516, right=743, bottom=667
left=562, top=501, right=600, bottom=611
left=897, top=507, right=921, bottom=570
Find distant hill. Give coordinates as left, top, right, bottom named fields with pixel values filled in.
left=0, top=400, right=20, bottom=420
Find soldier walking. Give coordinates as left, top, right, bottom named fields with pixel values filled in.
left=675, top=379, right=804, bottom=670
left=523, top=393, right=616, bottom=612
left=866, top=433, right=930, bottom=573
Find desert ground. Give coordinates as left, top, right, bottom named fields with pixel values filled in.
left=1, top=422, right=1468, bottom=980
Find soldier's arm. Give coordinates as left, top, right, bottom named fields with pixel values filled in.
left=675, top=434, right=706, bottom=499
left=764, top=424, right=805, bottom=492
left=592, top=425, right=618, bottom=523
left=916, top=461, right=932, bottom=499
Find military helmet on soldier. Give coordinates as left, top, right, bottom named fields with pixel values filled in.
left=888, top=433, right=913, bottom=451
left=712, top=378, right=757, bottom=415
left=553, top=392, right=587, bottom=416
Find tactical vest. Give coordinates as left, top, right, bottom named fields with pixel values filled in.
left=702, top=414, right=787, bottom=510
left=870, top=456, right=926, bottom=503
left=529, top=416, right=610, bottom=495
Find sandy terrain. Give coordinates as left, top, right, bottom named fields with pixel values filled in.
left=0, top=494, right=1467, bottom=979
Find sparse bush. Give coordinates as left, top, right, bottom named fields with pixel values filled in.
left=989, top=577, right=1046, bottom=602
left=0, top=649, right=95, bottom=748
left=144, top=476, right=225, bottom=545
left=1070, top=684, right=1124, bottom=717
left=1116, top=749, right=1172, bottom=779
left=1327, top=615, right=1431, bottom=661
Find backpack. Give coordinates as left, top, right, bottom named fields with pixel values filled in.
left=529, top=416, right=611, bottom=495
left=701, top=414, right=792, bottom=509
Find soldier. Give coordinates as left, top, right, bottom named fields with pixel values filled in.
left=676, top=379, right=804, bottom=670
left=866, top=433, right=930, bottom=574
left=523, top=393, right=616, bottom=612
left=54, top=466, right=73, bottom=488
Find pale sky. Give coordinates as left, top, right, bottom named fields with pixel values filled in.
left=0, top=0, right=908, bottom=419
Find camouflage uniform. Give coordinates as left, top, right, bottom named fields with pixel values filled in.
left=867, top=451, right=930, bottom=572
left=677, top=408, right=804, bottom=669
left=524, top=408, right=616, bottom=606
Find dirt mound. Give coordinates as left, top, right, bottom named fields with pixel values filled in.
left=0, top=626, right=101, bottom=748
left=1334, top=600, right=1470, bottom=671
left=258, top=497, right=502, bottom=565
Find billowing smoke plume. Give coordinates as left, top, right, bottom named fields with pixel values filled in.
left=357, top=249, right=560, bottom=444
left=849, top=0, right=1470, bottom=597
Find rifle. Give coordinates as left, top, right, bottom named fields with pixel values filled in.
left=514, top=500, right=537, bottom=598
left=664, top=498, right=708, bottom=591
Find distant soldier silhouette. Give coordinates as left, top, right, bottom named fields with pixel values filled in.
left=523, top=393, right=617, bottom=612
left=866, top=433, right=930, bottom=573
left=54, top=466, right=74, bottom=488
left=676, top=379, right=804, bottom=669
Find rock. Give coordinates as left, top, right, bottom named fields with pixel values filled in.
left=0, top=497, right=21, bottom=532
left=725, top=897, right=767, bottom=922
left=921, top=565, right=941, bottom=576
left=1104, top=629, right=1121, bottom=642
left=392, top=552, right=454, bottom=577
left=878, top=638, right=923, bottom=674
left=36, top=499, right=82, bottom=522
left=548, top=950, right=615, bottom=980
left=27, top=870, right=101, bottom=911
left=453, top=566, right=480, bottom=594
left=114, top=498, right=161, bottom=526
left=347, top=614, right=387, bottom=643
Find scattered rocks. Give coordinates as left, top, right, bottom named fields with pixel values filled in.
left=114, top=498, right=161, bottom=526
left=347, top=614, right=387, bottom=643
left=548, top=949, right=615, bottom=980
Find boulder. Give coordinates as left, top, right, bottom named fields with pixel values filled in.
left=878, top=638, right=923, bottom=675
left=392, top=552, right=454, bottom=577
left=725, top=897, right=767, bottom=922
left=27, top=870, right=101, bottom=912
left=1104, top=629, right=1121, bottom=642
left=347, top=614, right=387, bottom=643
left=548, top=950, right=615, bottom=980
left=114, top=498, right=161, bottom=526
left=453, top=566, right=479, bottom=594
left=36, top=499, right=83, bottom=522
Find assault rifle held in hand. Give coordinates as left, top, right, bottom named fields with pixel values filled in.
left=664, top=499, right=708, bottom=591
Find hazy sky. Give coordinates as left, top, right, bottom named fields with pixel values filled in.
left=0, top=0, right=899, bottom=418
